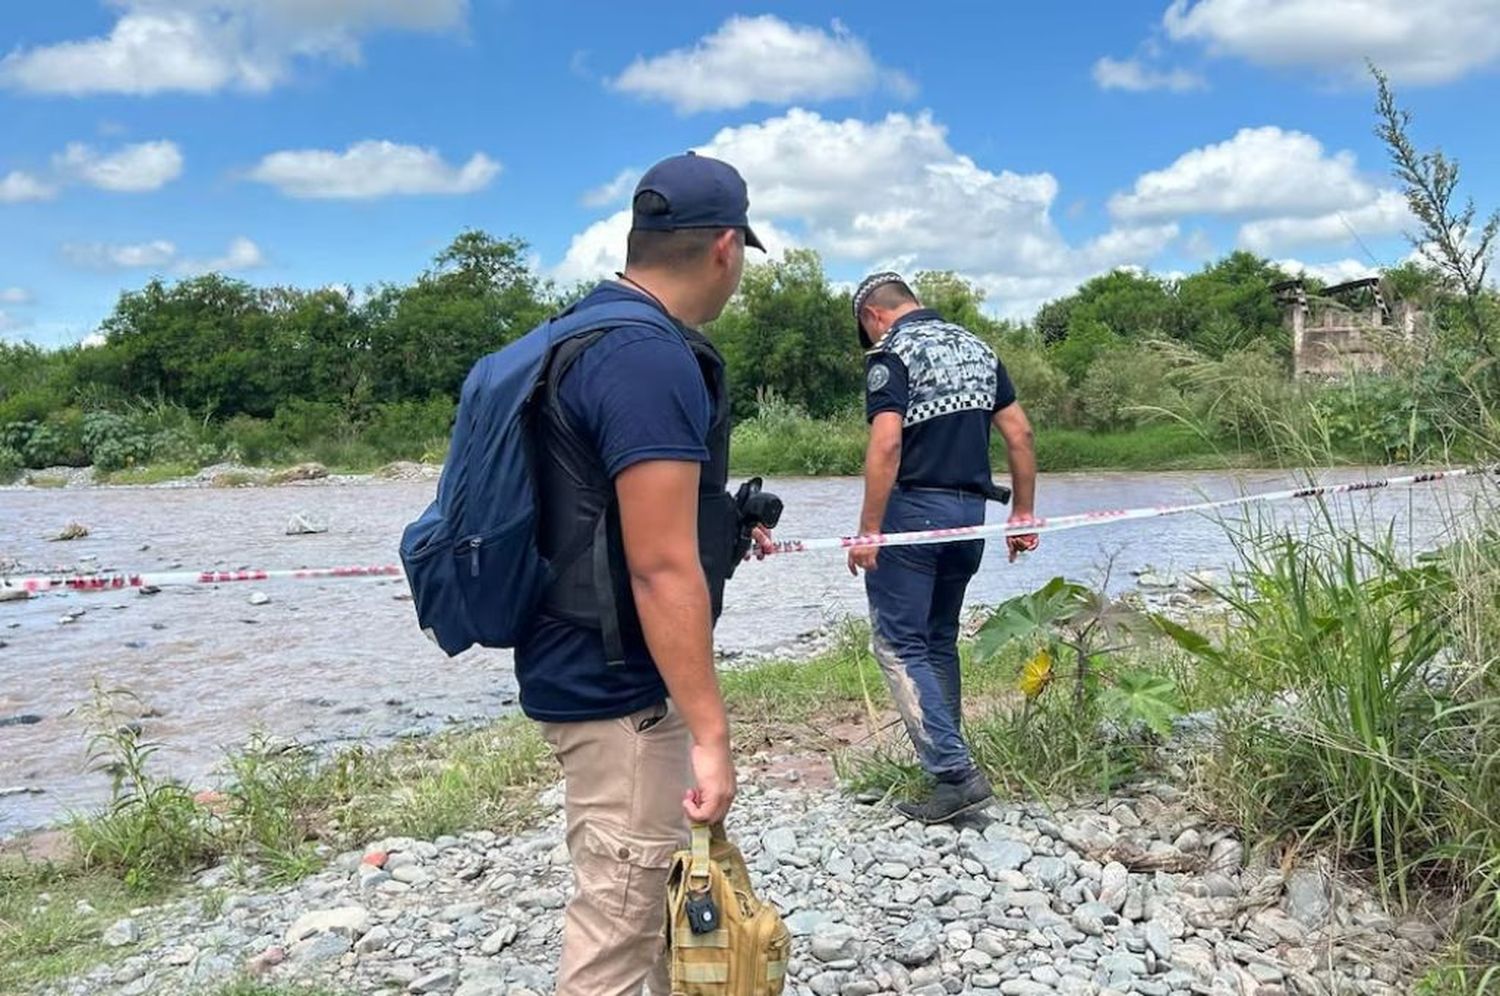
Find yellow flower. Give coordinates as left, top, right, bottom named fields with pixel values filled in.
left=1019, top=648, right=1054, bottom=699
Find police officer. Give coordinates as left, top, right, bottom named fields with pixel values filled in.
left=847, top=271, right=1039, bottom=824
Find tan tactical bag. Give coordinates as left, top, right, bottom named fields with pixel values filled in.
left=664, top=822, right=792, bottom=995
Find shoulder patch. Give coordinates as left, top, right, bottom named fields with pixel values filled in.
left=866, top=362, right=891, bottom=393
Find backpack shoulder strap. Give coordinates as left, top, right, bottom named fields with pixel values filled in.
left=536, top=298, right=685, bottom=668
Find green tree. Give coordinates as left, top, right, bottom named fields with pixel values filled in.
left=1050, top=317, right=1120, bottom=384
left=711, top=249, right=861, bottom=418
left=364, top=232, right=550, bottom=402
left=93, top=275, right=282, bottom=417
left=1062, top=269, right=1181, bottom=340
left=1175, top=252, right=1290, bottom=358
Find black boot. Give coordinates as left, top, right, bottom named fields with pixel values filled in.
left=896, top=770, right=994, bottom=824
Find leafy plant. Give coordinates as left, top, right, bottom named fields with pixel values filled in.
left=974, top=576, right=1182, bottom=735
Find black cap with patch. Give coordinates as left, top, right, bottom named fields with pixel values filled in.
left=852, top=271, right=907, bottom=349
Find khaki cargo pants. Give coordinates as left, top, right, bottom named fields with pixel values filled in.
left=541, top=700, right=691, bottom=996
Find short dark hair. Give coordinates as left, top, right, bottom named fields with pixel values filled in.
left=864, top=280, right=918, bottom=311
left=625, top=190, right=738, bottom=269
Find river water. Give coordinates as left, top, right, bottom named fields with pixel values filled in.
left=0, top=469, right=1483, bottom=836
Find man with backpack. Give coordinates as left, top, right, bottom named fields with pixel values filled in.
left=521, top=153, right=772, bottom=994
left=846, top=272, right=1039, bottom=825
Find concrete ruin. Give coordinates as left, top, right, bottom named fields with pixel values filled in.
left=1273, top=276, right=1425, bottom=378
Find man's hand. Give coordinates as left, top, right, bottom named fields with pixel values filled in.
left=1006, top=513, right=1040, bottom=563
left=747, top=525, right=774, bottom=560
left=684, top=739, right=737, bottom=824
left=847, top=545, right=879, bottom=575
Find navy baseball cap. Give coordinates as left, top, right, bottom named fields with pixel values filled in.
left=632, top=152, right=765, bottom=251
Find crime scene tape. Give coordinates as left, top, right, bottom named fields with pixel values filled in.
left=2, top=466, right=1494, bottom=595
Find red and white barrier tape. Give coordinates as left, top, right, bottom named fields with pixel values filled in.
left=2, top=466, right=1493, bottom=595
left=4, top=565, right=404, bottom=595
left=767, top=465, right=1496, bottom=554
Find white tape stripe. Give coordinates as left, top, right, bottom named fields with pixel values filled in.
left=763, top=466, right=1495, bottom=554
left=2, top=467, right=1492, bottom=593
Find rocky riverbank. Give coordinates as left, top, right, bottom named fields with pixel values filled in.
left=2, top=461, right=444, bottom=491
left=27, top=770, right=1438, bottom=996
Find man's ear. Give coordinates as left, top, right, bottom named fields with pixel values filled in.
left=713, top=228, right=739, bottom=265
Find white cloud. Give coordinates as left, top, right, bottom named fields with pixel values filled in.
left=1275, top=258, right=1380, bottom=285
left=1110, top=126, right=1378, bottom=221
left=0, top=310, right=28, bottom=333
left=557, top=109, right=1180, bottom=320
left=610, top=16, right=910, bottom=113
left=0, top=287, right=34, bottom=305
left=63, top=240, right=179, bottom=270
left=1239, top=189, right=1413, bottom=253
left=63, top=234, right=266, bottom=274
left=246, top=140, right=499, bottom=199
left=582, top=168, right=640, bottom=208
left=0, top=1, right=468, bottom=96
left=701, top=111, right=1174, bottom=286
left=177, top=236, right=266, bottom=274
left=1092, top=56, right=1206, bottom=92
left=1161, top=0, right=1500, bottom=85
left=54, top=141, right=184, bottom=192
left=0, top=170, right=57, bottom=203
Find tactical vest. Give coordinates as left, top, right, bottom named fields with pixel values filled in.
left=533, top=313, right=739, bottom=665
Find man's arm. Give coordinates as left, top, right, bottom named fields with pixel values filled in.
left=993, top=403, right=1036, bottom=515
left=615, top=459, right=734, bottom=824
left=850, top=411, right=902, bottom=574
left=993, top=403, right=1039, bottom=561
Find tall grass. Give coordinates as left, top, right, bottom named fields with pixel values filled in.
left=728, top=394, right=1261, bottom=478
left=1164, top=484, right=1500, bottom=984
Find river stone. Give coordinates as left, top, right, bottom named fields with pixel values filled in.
left=103, top=918, right=140, bottom=947
left=1098, top=861, right=1129, bottom=911
left=392, top=865, right=433, bottom=886
left=1209, top=837, right=1245, bottom=873
left=515, top=887, right=564, bottom=909
left=763, top=827, right=799, bottom=859
left=974, top=930, right=1009, bottom=958
left=1285, top=867, right=1331, bottom=927
left=999, top=981, right=1055, bottom=995
left=891, top=919, right=941, bottom=966
left=1143, top=921, right=1173, bottom=960
left=928, top=877, right=961, bottom=905
left=479, top=923, right=518, bottom=954
left=285, top=905, right=371, bottom=945
left=453, top=982, right=505, bottom=996
left=809, top=971, right=844, bottom=996
left=1250, top=908, right=1308, bottom=944
left=1023, top=856, right=1070, bottom=889
left=786, top=910, right=834, bottom=937
left=290, top=932, right=351, bottom=965
left=410, top=967, right=458, bottom=993
left=355, top=925, right=393, bottom=954
left=1173, top=828, right=1203, bottom=853
left=970, top=839, right=1032, bottom=873
left=1072, top=902, right=1119, bottom=937
left=811, top=922, right=862, bottom=963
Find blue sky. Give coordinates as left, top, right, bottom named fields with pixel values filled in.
left=3, top=1, right=1498, bottom=346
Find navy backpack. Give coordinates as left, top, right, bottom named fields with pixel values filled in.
left=398, top=300, right=678, bottom=656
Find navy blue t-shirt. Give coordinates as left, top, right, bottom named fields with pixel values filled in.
left=514, top=282, right=712, bottom=723
left=865, top=309, right=1016, bottom=494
